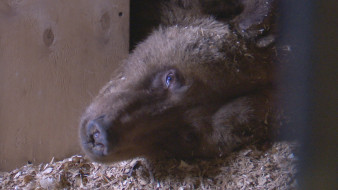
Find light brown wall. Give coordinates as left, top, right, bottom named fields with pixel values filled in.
left=0, top=0, right=129, bottom=171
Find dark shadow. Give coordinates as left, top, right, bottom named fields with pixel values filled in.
left=130, top=0, right=162, bottom=51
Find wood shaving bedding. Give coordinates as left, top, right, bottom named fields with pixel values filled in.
left=0, top=141, right=298, bottom=190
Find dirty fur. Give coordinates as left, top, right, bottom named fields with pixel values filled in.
left=80, top=0, right=283, bottom=163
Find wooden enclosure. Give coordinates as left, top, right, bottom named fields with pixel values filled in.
left=0, top=0, right=129, bottom=171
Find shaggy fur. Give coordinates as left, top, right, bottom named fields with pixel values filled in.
left=79, top=0, right=280, bottom=163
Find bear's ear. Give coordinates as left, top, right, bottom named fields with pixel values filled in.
left=231, top=0, right=277, bottom=40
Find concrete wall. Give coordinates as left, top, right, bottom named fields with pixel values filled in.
left=0, top=0, right=129, bottom=171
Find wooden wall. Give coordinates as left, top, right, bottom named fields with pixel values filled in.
left=0, top=0, right=129, bottom=171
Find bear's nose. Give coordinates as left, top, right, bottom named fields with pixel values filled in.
left=86, top=115, right=111, bottom=156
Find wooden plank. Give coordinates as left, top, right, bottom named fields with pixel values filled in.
left=0, top=0, right=129, bottom=171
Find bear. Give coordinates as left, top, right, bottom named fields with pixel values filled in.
left=79, top=0, right=280, bottom=163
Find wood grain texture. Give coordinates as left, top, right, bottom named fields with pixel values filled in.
left=0, top=0, right=129, bottom=171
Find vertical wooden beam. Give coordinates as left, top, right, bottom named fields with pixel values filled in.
left=278, top=0, right=337, bottom=189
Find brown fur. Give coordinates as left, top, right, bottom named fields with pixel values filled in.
left=79, top=0, right=279, bottom=163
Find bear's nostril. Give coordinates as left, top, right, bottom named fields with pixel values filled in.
left=93, top=131, right=100, bottom=139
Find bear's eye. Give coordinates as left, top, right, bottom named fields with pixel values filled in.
left=165, top=73, right=174, bottom=87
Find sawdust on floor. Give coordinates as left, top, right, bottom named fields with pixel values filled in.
left=0, top=141, right=298, bottom=190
